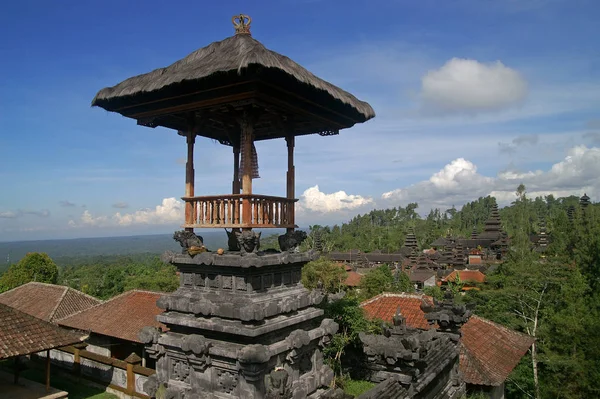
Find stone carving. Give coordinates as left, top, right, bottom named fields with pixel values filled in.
left=265, top=368, right=292, bottom=399
left=173, top=230, right=205, bottom=254
left=423, top=290, right=471, bottom=334
left=217, top=369, right=238, bottom=394
left=143, top=374, right=159, bottom=397
left=139, top=326, right=162, bottom=344
left=180, top=334, right=211, bottom=355
left=286, top=330, right=311, bottom=350
left=172, top=359, right=191, bottom=383
left=235, top=230, right=261, bottom=254
left=278, top=230, right=307, bottom=252
left=237, top=344, right=270, bottom=364
left=225, top=228, right=241, bottom=251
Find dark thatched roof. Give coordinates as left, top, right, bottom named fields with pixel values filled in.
left=92, top=31, right=374, bottom=140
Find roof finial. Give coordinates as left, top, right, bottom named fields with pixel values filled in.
left=232, top=14, right=252, bottom=36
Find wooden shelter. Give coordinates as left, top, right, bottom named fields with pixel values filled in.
left=92, top=15, right=374, bottom=231
left=0, top=303, right=84, bottom=392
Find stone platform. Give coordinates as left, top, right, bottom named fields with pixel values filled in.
left=143, top=250, right=338, bottom=399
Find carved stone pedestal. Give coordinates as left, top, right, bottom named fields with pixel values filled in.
left=142, top=250, right=338, bottom=399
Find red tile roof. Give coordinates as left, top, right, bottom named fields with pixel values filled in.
left=0, top=303, right=84, bottom=360
left=360, top=293, right=434, bottom=330
left=460, top=315, right=534, bottom=386
left=344, top=271, right=362, bottom=287
left=58, top=290, right=166, bottom=343
left=0, top=282, right=101, bottom=322
left=443, top=270, right=486, bottom=284
left=361, top=295, right=534, bottom=386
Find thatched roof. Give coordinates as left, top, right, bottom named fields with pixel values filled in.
left=92, top=21, right=374, bottom=141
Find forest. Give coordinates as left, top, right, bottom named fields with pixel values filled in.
left=0, top=186, right=598, bottom=398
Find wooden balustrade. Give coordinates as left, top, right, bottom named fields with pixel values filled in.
left=182, top=194, right=297, bottom=229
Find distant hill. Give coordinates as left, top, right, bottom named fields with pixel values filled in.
left=0, top=231, right=234, bottom=272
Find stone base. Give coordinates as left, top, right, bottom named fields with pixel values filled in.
left=143, top=250, right=338, bottom=399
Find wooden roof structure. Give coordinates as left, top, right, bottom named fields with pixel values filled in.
left=91, top=15, right=374, bottom=232
left=92, top=15, right=374, bottom=145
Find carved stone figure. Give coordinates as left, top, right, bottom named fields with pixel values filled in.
left=265, top=368, right=291, bottom=399
left=173, top=230, right=204, bottom=254
left=225, top=228, right=241, bottom=251
left=278, top=230, right=307, bottom=252
left=235, top=229, right=261, bottom=254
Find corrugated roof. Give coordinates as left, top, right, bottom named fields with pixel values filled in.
left=0, top=282, right=101, bottom=322
left=58, top=290, right=166, bottom=343
left=0, top=303, right=84, bottom=360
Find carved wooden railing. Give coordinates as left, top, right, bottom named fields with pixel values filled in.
left=182, top=194, right=297, bottom=229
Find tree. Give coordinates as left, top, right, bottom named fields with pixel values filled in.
left=0, top=252, right=58, bottom=292
left=301, top=257, right=346, bottom=293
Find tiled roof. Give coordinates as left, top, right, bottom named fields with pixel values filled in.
left=443, top=270, right=486, bottom=284
left=460, top=315, right=534, bottom=386
left=0, top=303, right=84, bottom=360
left=0, top=282, right=101, bottom=322
left=360, top=293, right=434, bottom=330
left=408, top=269, right=436, bottom=282
left=58, top=290, right=166, bottom=343
left=344, top=271, right=362, bottom=287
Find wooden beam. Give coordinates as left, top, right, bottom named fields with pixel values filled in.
left=286, top=135, right=295, bottom=232
left=232, top=146, right=241, bottom=194
left=184, top=125, right=196, bottom=231
left=240, top=112, right=255, bottom=228
left=45, top=350, right=50, bottom=393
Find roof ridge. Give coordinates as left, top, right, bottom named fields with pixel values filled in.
left=48, top=285, right=69, bottom=322
left=471, top=315, right=534, bottom=342
left=359, top=292, right=431, bottom=307
left=65, top=286, right=103, bottom=302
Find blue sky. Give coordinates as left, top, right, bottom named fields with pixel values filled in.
left=1, top=0, right=599, bottom=241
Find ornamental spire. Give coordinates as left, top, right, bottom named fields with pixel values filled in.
left=232, top=14, right=252, bottom=35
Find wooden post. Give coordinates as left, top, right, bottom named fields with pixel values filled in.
left=241, top=115, right=253, bottom=228
left=126, top=362, right=135, bottom=394
left=233, top=146, right=241, bottom=194
left=184, top=129, right=196, bottom=230
left=286, top=135, right=295, bottom=232
left=45, top=350, right=51, bottom=392
left=73, top=346, right=81, bottom=375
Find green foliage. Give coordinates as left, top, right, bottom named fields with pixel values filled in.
left=322, top=297, right=383, bottom=382
left=301, top=256, right=346, bottom=293
left=358, top=264, right=413, bottom=300
left=423, top=285, right=444, bottom=300
left=0, top=252, right=58, bottom=292
left=342, top=379, right=375, bottom=396
left=59, top=253, right=178, bottom=299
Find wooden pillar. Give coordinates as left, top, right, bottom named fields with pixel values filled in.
left=241, top=115, right=253, bottom=228
left=286, top=135, right=295, bottom=232
left=232, top=146, right=241, bottom=194
left=45, top=350, right=51, bottom=392
left=73, top=347, right=81, bottom=375
left=184, top=129, right=196, bottom=231
left=126, top=363, right=135, bottom=394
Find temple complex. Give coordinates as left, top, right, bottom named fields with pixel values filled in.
left=93, top=14, right=375, bottom=399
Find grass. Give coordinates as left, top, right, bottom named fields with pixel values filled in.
left=1, top=360, right=118, bottom=399
left=343, top=379, right=376, bottom=397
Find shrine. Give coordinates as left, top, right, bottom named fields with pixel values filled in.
left=92, top=15, right=374, bottom=399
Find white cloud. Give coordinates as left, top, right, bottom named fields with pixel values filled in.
left=299, top=185, right=373, bottom=213
left=114, top=198, right=183, bottom=226
left=381, top=145, right=600, bottom=211
left=420, top=58, right=528, bottom=114
left=69, top=198, right=183, bottom=228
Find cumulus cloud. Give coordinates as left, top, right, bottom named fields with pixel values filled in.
left=420, top=58, right=527, bottom=114
left=69, top=198, right=183, bottom=228
left=299, top=185, right=373, bottom=213
left=112, top=202, right=129, bottom=209
left=381, top=145, right=600, bottom=211
left=59, top=200, right=76, bottom=207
